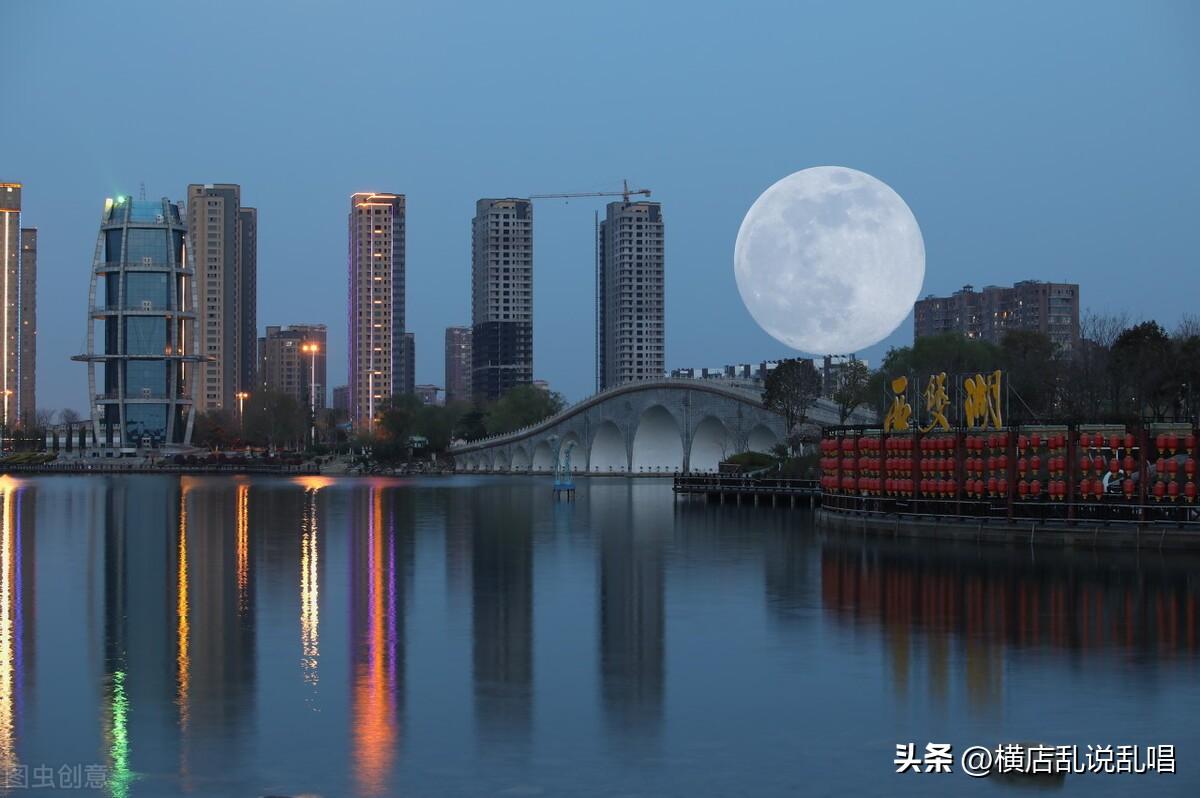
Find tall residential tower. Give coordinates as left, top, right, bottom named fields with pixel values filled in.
left=186, top=184, right=256, bottom=412
left=471, top=198, right=532, bottom=401
left=348, top=192, right=405, bottom=429
left=0, top=183, right=35, bottom=428
left=598, top=200, right=665, bottom=390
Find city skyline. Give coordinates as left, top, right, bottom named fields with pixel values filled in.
left=6, top=2, right=1198, bottom=413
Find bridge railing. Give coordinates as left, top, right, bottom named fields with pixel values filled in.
left=674, top=473, right=820, bottom=494
left=450, top=378, right=771, bottom=452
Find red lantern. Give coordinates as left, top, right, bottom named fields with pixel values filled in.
left=1079, top=455, right=1090, bottom=474
left=1153, top=481, right=1166, bottom=501
left=1029, top=433, right=1041, bottom=450
left=1109, top=457, right=1119, bottom=475
left=1030, top=478, right=1041, bottom=496
left=1017, top=457, right=1027, bottom=477
left=997, top=454, right=1008, bottom=471
left=1186, top=482, right=1197, bottom=502
left=1167, top=458, right=1179, bottom=478
left=973, top=478, right=983, bottom=497
left=1156, top=433, right=1166, bottom=452
left=1080, top=432, right=1091, bottom=449
left=1125, top=432, right=1135, bottom=450
left=1124, top=455, right=1135, bottom=474
left=1186, top=459, right=1195, bottom=480
left=1018, top=479, right=1029, bottom=497
left=1123, top=478, right=1134, bottom=498
left=1186, top=433, right=1197, bottom=452
left=1093, top=479, right=1104, bottom=499
left=1030, top=454, right=1041, bottom=473
left=1167, top=433, right=1179, bottom=454
left=997, top=478, right=1008, bottom=496
left=1168, top=480, right=1179, bottom=500
left=1109, top=434, right=1121, bottom=452
left=1156, top=457, right=1167, bottom=478
left=1017, top=434, right=1028, bottom=452
left=1079, top=478, right=1091, bottom=498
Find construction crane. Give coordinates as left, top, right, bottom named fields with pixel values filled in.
left=527, top=180, right=652, bottom=395
left=530, top=179, right=651, bottom=204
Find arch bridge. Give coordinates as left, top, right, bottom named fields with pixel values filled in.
left=450, top=378, right=867, bottom=475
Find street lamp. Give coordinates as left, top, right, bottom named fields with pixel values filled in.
left=236, top=391, right=249, bottom=436
left=301, top=342, right=320, bottom=446
left=0, top=389, right=11, bottom=452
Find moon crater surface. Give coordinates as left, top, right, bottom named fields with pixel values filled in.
left=734, top=166, right=925, bottom=354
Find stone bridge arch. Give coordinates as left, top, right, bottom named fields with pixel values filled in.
left=449, top=378, right=841, bottom=473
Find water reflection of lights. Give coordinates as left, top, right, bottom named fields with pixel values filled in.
left=352, top=486, right=398, bottom=797
left=107, top=670, right=132, bottom=798
left=0, top=481, right=20, bottom=775
left=176, top=483, right=192, bottom=779
left=236, top=483, right=249, bottom=614
left=300, top=487, right=320, bottom=690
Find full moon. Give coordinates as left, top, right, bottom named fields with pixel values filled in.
left=734, top=166, right=925, bottom=355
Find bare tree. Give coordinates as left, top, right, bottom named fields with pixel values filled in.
left=1175, top=314, right=1200, bottom=340
left=61, top=408, right=82, bottom=425
left=762, top=359, right=823, bottom=452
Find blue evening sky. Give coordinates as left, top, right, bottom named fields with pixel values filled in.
left=5, top=0, right=1197, bottom=411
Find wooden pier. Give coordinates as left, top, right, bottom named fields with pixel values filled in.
left=673, top=473, right=821, bottom=508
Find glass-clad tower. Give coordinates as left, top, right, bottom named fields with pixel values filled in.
left=74, top=196, right=200, bottom=450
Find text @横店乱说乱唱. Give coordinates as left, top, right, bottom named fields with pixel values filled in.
left=894, top=743, right=1176, bottom=777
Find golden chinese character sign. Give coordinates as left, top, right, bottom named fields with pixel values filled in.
left=882, top=376, right=912, bottom=432
left=963, top=370, right=1003, bottom=430
left=920, top=372, right=951, bottom=433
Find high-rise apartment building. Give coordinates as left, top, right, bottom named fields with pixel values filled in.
left=187, top=184, right=256, bottom=412
left=444, top=326, right=472, bottom=404
left=0, top=183, right=35, bottom=428
left=348, top=192, right=405, bottom=429
left=598, top=200, right=665, bottom=390
left=75, top=196, right=199, bottom=449
left=401, top=331, right=415, bottom=396
left=913, top=281, right=1080, bottom=352
left=258, top=324, right=327, bottom=411
left=471, top=198, right=532, bottom=401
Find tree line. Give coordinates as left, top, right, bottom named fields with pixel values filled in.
left=761, top=313, right=1200, bottom=436
left=185, top=382, right=566, bottom=460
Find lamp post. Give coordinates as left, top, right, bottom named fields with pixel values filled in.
left=0, top=389, right=10, bottom=452
left=236, top=391, right=249, bottom=438
left=302, top=342, right=319, bottom=446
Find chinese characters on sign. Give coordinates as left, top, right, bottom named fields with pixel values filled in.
left=882, top=377, right=912, bottom=432
left=920, top=372, right=951, bottom=433
left=963, top=370, right=1003, bottom=430
left=882, top=371, right=1005, bottom=433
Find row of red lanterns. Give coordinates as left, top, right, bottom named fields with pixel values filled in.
left=965, top=433, right=1009, bottom=451
left=1154, top=432, right=1197, bottom=454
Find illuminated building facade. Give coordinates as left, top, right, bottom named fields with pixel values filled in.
left=75, top=196, right=200, bottom=450
left=258, top=324, right=327, bottom=410
left=348, top=193, right=405, bottom=430
left=0, top=183, right=36, bottom=429
left=471, top=198, right=532, bottom=401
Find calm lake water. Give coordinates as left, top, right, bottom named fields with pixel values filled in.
left=0, top=473, right=1195, bottom=796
